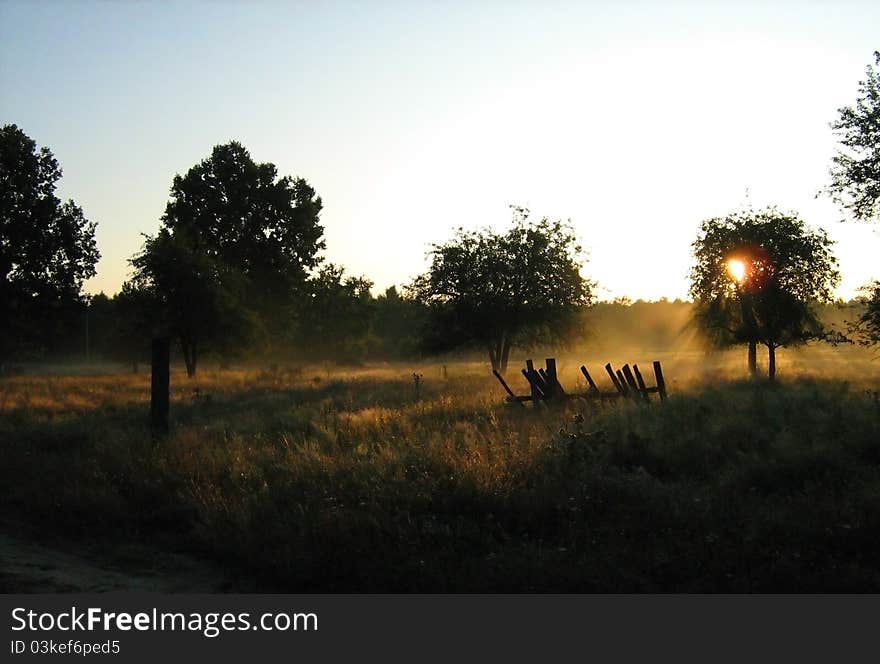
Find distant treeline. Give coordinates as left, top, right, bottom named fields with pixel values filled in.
left=31, top=294, right=866, bottom=370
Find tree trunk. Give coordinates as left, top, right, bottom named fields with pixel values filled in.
left=767, top=344, right=776, bottom=381
left=181, top=338, right=198, bottom=378
left=500, top=335, right=512, bottom=375
left=488, top=344, right=500, bottom=373
left=748, top=340, right=757, bottom=378
left=489, top=332, right=509, bottom=374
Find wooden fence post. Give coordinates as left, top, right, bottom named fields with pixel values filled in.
left=621, top=364, right=637, bottom=392
left=580, top=365, right=600, bottom=393
left=615, top=369, right=631, bottom=397
left=525, top=359, right=543, bottom=403
left=545, top=358, right=565, bottom=397
left=151, top=337, right=170, bottom=438
left=653, top=361, right=667, bottom=402
left=632, top=364, right=650, bottom=402
left=605, top=363, right=626, bottom=396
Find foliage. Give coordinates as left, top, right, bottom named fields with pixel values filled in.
left=0, top=124, right=99, bottom=363
left=161, top=141, right=324, bottom=316
left=828, top=51, right=880, bottom=222
left=689, top=207, right=839, bottom=378
left=86, top=285, right=157, bottom=371
left=294, top=264, right=375, bottom=361
left=850, top=281, right=880, bottom=346
left=371, top=286, right=426, bottom=359
left=410, top=206, right=594, bottom=373
left=131, top=141, right=324, bottom=373
left=130, top=229, right=253, bottom=376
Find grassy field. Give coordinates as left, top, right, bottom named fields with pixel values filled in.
left=1, top=345, right=879, bottom=591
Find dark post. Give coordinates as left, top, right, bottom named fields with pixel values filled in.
left=525, top=359, right=543, bottom=403
left=580, top=365, right=600, bottom=393
left=616, top=369, right=631, bottom=397
left=493, top=369, right=525, bottom=407
left=621, top=365, right=642, bottom=401
left=151, top=337, right=170, bottom=437
left=521, top=368, right=545, bottom=399
left=631, top=364, right=650, bottom=402
left=653, top=361, right=667, bottom=402
left=545, top=358, right=564, bottom=397
left=605, top=363, right=626, bottom=396
left=620, top=364, right=636, bottom=389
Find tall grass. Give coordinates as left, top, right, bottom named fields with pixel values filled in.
left=1, top=347, right=879, bottom=591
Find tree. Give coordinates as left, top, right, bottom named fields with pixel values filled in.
left=161, top=141, right=324, bottom=327
left=130, top=228, right=251, bottom=377
left=132, top=141, right=325, bottom=374
left=410, top=207, right=594, bottom=374
left=85, top=286, right=156, bottom=372
left=827, top=51, right=880, bottom=223
left=372, top=286, right=426, bottom=359
left=0, top=124, right=99, bottom=364
left=294, top=264, right=375, bottom=361
left=689, top=208, right=839, bottom=380
left=850, top=281, right=880, bottom=346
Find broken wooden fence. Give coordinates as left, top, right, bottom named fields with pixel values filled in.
left=493, top=357, right=667, bottom=407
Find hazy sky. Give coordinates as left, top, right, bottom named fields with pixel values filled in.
left=2, top=0, right=878, bottom=300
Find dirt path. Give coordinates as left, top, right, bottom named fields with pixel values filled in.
left=0, top=531, right=234, bottom=593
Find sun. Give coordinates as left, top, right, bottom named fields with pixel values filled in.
left=727, top=259, right=746, bottom=283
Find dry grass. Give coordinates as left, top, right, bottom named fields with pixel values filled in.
left=1, top=343, right=879, bottom=591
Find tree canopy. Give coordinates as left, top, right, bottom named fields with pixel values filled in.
left=0, top=124, right=99, bottom=363
left=161, top=141, right=324, bottom=313
left=131, top=141, right=324, bottom=375
left=689, top=207, right=839, bottom=379
left=409, top=207, right=594, bottom=373
left=828, top=51, right=880, bottom=222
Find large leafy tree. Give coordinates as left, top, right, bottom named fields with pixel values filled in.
left=0, top=124, right=99, bottom=364
left=689, top=208, right=839, bottom=380
left=161, top=141, right=324, bottom=316
left=827, top=51, right=880, bottom=223
left=132, top=141, right=324, bottom=374
left=410, top=207, right=594, bottom=374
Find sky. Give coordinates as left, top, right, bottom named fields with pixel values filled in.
left=1, top=0, right=878, bottom=301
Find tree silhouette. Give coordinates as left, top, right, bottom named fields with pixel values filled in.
left=690, top=208, right=839, bottom=380
left=294, top=264, right=375, bottom=361
left=828, top=51, right=880, bottom=222
left=0, top=124, right=99, bottom=365
left=372, top=286, right=425, bottom=359
left=410, top=207, right=593, bottom=374
left=850, top=281, right=880, bottom=346
left=130, top=228, right=252, bottom=377
left=86, top=287, right=153, bottom=372
left=162, top=142, right=323, bottom=314
left=132, top=141, right=324, bottom=374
